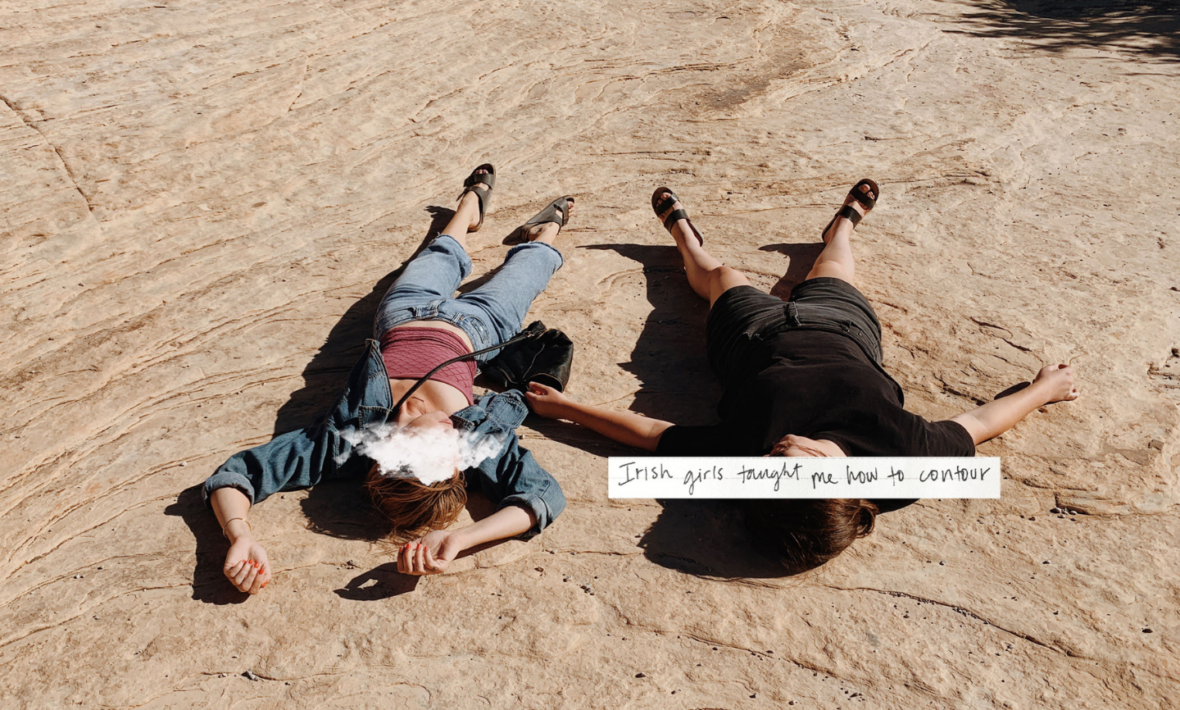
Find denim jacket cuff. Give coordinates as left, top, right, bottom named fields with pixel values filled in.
left=202, top=471, right=257, bottom=510
left=497, top=493, right=552, bottom=540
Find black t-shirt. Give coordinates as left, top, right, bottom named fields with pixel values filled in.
left=656, top=330, right=975, bottom=458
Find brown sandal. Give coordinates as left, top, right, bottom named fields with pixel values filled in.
left=651, top=186, right=704, bottom=246
left=457, top=163, right=496, bottom=231
left=820, top=178, right=879, bottom=243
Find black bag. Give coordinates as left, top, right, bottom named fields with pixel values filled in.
left=482, top=320, right=574, bottom=392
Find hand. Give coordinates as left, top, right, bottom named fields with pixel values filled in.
left=224, top=536, right=272, bottom=594
left=524, top=382, right=570, bottom=419
left=1032, top=364, right=1079, bottom=404
left=397, top=529, right=464, bottom=575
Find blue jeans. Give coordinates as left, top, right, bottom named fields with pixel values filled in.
left=373, top=234, right=564, bottom=363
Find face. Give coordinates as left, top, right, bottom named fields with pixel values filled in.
left=767, top=434, right=833, bottom=458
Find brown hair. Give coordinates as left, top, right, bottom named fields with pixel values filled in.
left=364, top=462, right=467, bottom=542
left=744, top=498, right=879, bottom=574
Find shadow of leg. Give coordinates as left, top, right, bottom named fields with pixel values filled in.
left=758, top=242, right=825, bottom=300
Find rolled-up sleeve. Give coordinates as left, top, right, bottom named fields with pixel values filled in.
left=201, top=422, right=362, bottom=509
left=497, top=449, right=567, bottom=540
left=473, top=440, right=566, bottom=540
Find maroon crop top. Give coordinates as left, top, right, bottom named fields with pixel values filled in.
left=380, top=327, right=477, bottom=405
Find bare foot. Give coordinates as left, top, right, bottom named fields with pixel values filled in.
left=1032, top=364, right=1080, bottom=404
left=655, top=191, right=703, bottom=246
left=822, top=182, right=876, bottom=244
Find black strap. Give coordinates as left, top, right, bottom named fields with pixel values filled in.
left=663, top=208, right=690, bottom=231
left=838, top=204, right=862, bottom=225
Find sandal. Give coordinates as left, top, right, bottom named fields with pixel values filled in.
left=457, top=163, right=496, bottom=231
left=651, top=186, right=704, bottom=246
left=516, top=196, right=575, bottom=240
left=820, top=178, right=879, bottom=243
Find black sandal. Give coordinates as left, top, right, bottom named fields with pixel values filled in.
left=515, top=196, right=575, bottom=241
left=820, top=178, right=879, bottom=243
left=457, top=163, right=496, bottom=231
left=651, top=186, right=704, bottom=246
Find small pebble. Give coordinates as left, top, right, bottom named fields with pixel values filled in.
left=1028, top=516, right=1036, bottom=521
left=179, top=462, right=187, bottom=467
left=244, top=670, right=259, bottom=681
left=635, top=672, right=646, bottom=678
left=1050, top=508, right=1061, bottom=514
left=939, top=560, right=945, bottom=566
left=1144, top=628, right=1154, bottom=633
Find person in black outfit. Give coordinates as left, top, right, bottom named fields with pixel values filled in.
left=525, top=179, right=1080, bottom=572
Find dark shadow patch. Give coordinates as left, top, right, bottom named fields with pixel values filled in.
left=637, top=499, right=790, bottom=579
left=941, top=0, right=1180, bottom=63
left=335, top=562, right=419, bottom=600
left=300, top=479, right=389, bottom=543
left=579, top=243, right=718, bottom=423
left=758, top=242, right=825, bottom=300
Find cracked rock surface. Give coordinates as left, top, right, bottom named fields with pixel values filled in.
left=2, top=1, right=1178, bottom=708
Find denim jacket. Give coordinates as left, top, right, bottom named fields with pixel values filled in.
left=202, top=339, right=565, bottom=538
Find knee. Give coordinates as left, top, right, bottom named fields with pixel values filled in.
left=712, top=265, right=742, bottom=281
left=712, top=265, right=749, bottom=287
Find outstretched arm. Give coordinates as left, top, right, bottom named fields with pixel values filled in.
left=397, top=505, right=536, bottom=575
left=210, top=487, right=272, bottom=594
left=524, top=382, right=674, bottom=451
left=951, top=364, right=1079, bottom=446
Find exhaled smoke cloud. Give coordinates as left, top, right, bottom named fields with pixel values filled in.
left=338, top=423, right=506, bottom=485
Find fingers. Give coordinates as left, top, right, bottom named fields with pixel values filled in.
left=249, top=559, right=270, bottom=594
left=233, top=560, right=259, bottom=592
left=241, top=563, right=259, bottom=593
left=397, top=543, right=410, bottom=574
left=424, top=545, right=439, bottom=572
left=415, top=542, right=427, bottom=574
left=399, top=541, right=424, bottom=575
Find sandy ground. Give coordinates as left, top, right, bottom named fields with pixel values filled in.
left=2, top=0, right=1178, bottom=707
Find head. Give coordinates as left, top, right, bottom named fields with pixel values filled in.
left=365, top=462, right=466, bottom=542
left=767, top=433, right=841, bottom=458
left=362, top=410, right=466, bottom=542
left=744, top=498, right=879, bottom=574
left=748, top=432, right=875, bottom=572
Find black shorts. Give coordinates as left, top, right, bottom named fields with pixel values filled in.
left=705, top=278, right=885, bottom=387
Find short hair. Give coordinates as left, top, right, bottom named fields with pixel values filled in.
left=744, top=498, right=879, bottom=574
left=364, top=462, right=467, bottom=542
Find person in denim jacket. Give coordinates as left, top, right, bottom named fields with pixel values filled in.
left=205, top=165, right=573, bottom=593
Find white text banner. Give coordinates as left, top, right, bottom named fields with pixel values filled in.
left=607, top=457, right=1001, bottom=499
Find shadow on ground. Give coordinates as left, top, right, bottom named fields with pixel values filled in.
left=943, top=0, right=1180, bottom=63
left=578, top=243, right=718, bottom=423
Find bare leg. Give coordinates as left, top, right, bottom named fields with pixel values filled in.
left=438, top=167, right=490, bottom=252
left=655, top=191, right=750, bottom=307
left=806, top=182, right=876, bottom=284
